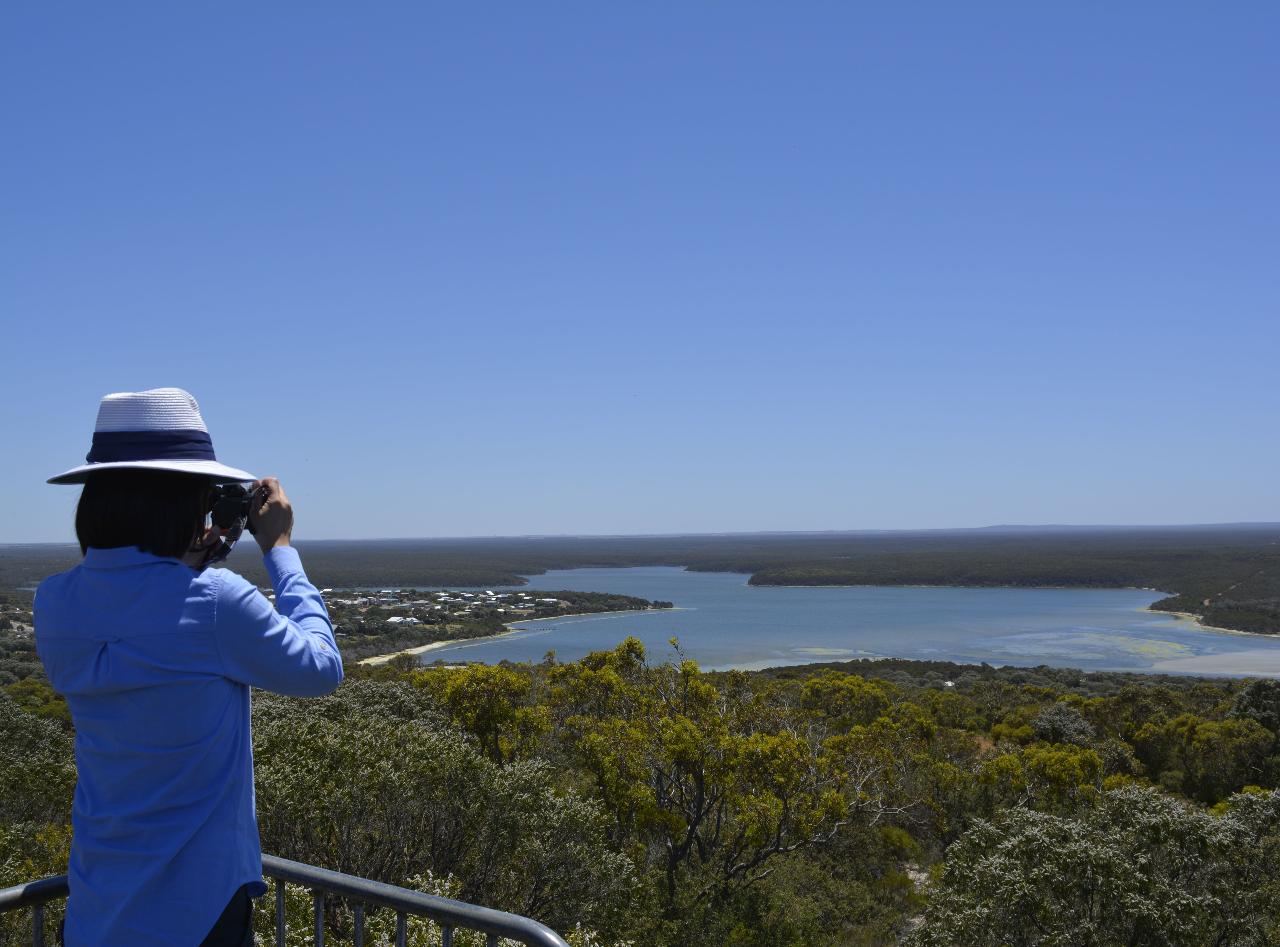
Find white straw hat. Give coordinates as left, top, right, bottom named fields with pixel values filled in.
left=47, top=388, right=257, bottom=485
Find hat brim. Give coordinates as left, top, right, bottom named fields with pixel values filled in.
left=48, top=459, right=258, bottom=485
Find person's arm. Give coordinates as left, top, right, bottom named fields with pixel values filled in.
left=210, top=476, right=343, bottom=696
left=212, top=549, right=343, bottom=696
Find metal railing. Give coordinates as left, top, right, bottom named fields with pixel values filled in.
left=0, top=854, right=570, bottom=947
left=0, top=874, right=64, bottom=947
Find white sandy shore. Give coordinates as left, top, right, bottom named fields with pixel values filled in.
left=1145, top=607, right=1275, bottom=638
left=357, top=629, right=524, bottom=666
left=356, top=608, right=676, bottom=666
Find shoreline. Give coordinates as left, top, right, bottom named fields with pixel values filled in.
left=1145, top=606, right=1279, bottom=640
left=356, top=607, right=678, bottom=666
left=357, top=628, right=523, bottom=665
left=353, top=597, right=1278, bottom=673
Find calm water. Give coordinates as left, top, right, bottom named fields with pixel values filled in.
left=417, top=567, right=1280, bottom=675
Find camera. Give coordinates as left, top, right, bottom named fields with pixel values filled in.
left=199, top=482, right=259, bottom=566
left=209, top=482, right=258, bottom=533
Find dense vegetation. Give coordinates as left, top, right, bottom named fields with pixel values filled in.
left=5, top=636, right=1280, bottom=945
left=6, top=524, right=1277, bottom=634
left=745, top=530, right=1280, bottom=636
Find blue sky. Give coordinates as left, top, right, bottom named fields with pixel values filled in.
left=2, top=3, right=1277, bottom=543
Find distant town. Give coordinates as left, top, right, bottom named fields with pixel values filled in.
left=323, top=587, right=593, bottom=629
left=310, top=586, right=674, bottom=663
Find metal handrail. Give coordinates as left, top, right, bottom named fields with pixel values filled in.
left=0, top=875, right=66, bottom=947
left=0, top=855, right=570, bottom=947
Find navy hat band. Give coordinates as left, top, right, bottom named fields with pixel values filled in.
left=86, top=430, right=217, bottom=464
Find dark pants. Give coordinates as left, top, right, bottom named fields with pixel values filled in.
left=59, top=884, right=255, bottom=945
left=200, top=883, right=255, bottom=946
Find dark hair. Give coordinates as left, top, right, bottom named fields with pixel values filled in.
left=76, top=470, right=212, bottom=558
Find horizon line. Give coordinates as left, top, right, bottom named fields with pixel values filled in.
left=4, top=521, right=1279, bottom=548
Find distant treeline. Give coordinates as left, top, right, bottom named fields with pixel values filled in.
left=4, top=525, right=1278, bottom=634
left=742, top=530, right=1280, bottom=635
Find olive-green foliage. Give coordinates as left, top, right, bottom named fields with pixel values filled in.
left=2, top=675, right=69, bottom=727
left=0, top=692, right=75, bottom=946
left=252, top=684, right=634, bottom=940
left=801, top=671, right=894, bottom=727
left=502, top=641, right=964, bottom=943
left=9, top=633, right=1280, bottom=947
left=909, top=785, right=1280, bottom=947
left=377, top=646, right=1280, bottom=944
left=1031, top=702, right=1095, bottom=746
left=413, top=664, right=549, bottom=763
left=976, top=743, right=1103, bottom=814
left=0, top=692, right=74, bottom=826
left=700, top=826, right=923, bottom=947
left=545, top=642, right=859, bottom=928
left=1231, top=679, right=1280, bottom=735
left=1133, top=713, right=1273, bottom=802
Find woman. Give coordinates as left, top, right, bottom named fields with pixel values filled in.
left=34, top=388, right=344, bottom=945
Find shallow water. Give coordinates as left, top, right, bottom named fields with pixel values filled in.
left=416, top=567, right=1280, bottom=676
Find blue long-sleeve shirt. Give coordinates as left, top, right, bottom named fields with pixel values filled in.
left=34, top=544, right=343, bottom=946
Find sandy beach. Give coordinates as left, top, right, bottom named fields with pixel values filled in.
left=357, top=629, right=522, bottom=665
left=1146, top=607, right=1274, bottom=639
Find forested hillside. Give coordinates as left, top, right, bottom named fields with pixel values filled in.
left=745, top=532, right=1280, bottom=635
left=5, top=640, right=1280, bottom=945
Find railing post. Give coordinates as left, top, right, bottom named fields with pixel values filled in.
left=275, top=879, right=286, bottom=947
left=32, top=904, right=45, bottom=947
left=313, top=891, right=325, bottom=947
left=354, top=902, right=365, bottom=947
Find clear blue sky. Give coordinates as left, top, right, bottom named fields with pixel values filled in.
left=2, top=3, right=1276, bottom=543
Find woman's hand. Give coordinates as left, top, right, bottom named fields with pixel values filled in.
left=250, top=477, right=294, bottom=554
